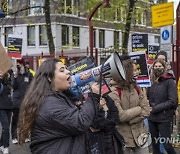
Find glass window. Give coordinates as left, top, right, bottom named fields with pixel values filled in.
left=99, top=30, right=105, bottom=48
left=66, top=0, right=72, bottom=14
left=4, top=27, right=13, bottom=47
left=62, top=25, right=69, bottom=46
left=72, top=26, right=79, bottom=47
left=114, top=31, right=119, bottom=48
left=29, top=0, right=44, bottom=15
left=93, top=29, right=96, bottom=48
left=154, top=36, right=160, bottom=44
left=142, top=11, right=146, bottom=26
left=27, top=26, right=35, bottom=46
left=121, top=7, right=126, bottom=22
left=116, top=6, right=121, bottom=21
left=39, top=25, right=47, bottom=46
left=61, top=0, right=79, bottom=15
left=136, top=9, right=142, bottom=25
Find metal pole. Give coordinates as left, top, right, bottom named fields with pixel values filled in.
left=88, top=2, right=103, bottom=58
left=176, top=2, right=180, bottom=81
left=89, top=21, right=94, bottom=57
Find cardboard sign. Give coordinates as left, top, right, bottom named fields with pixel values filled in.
left=0, top=42, right=12, bottom=74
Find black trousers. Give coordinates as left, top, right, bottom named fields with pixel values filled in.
left=0, top=109, right=12, bottom=148
left=11, top=108, right=19, bottom=139
left=148, top=120, right=176, bottom=154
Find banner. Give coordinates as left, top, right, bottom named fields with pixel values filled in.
left=0, top=42, right=12, bottom=74
left=129, top=51, right=151, bottom=87
left=132, top=34, right=148, bottom=53
left=68, top=56, right=95, bottom=75
left=148, top=45, right=159, bottom=60
left=7, top=34, right=23, bottom=58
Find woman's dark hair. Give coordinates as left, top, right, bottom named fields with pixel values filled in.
left=119, top=59, right=135, bottom=88
left=155, top=51, right=167, bottom=62
left=17, top=58, right=61, bottom=144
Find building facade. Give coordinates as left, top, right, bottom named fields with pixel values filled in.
left=0, top=0, right=162, bottom=65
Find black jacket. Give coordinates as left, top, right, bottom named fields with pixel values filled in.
left=86, top=95, right=124, bottom=154
left=30, top=91, right=100, bottom=154
left=0, top=79, right=13, bottom=110
left=12, top=72, right=32, bottom=108
left=148, top=74, right=177, bottom=122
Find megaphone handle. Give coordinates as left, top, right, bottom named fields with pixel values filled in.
left=99, top=60, right=105, bottom=97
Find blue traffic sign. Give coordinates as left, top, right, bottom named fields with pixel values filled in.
left=162, top=30, right=169, bottom=41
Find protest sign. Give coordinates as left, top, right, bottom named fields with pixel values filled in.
left=0, top=42, right=12, bottom=74
left=7, top=34, right=23, bottom=59
left=129, top=51, right=151, bottom=87
left=132, top=34, right=148, bottom=53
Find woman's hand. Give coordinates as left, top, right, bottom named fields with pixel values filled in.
left=0, top=71, right=3, bottom=79
left=13, top=69, right=18, bottom=78
left=99, top=98, right=108, bottom=111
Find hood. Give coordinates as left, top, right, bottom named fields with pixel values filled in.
left=159, top=73, right=175, bottom=81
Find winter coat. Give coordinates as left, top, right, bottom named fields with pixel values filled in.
left=12, top=72, right=33, bottom=108
left=86, top=95, right=124, bottom=154
left=30, top=91, right=100, bottom=154
left=0, top=79, right=13, bottom=110
left=109, top=84, right=150, bottom=147
left=147, top=74, right=177, bottom=122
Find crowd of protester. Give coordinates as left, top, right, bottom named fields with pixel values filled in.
left=0, top=50, right=179, bottom=154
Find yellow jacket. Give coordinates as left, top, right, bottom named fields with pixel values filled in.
left=178, top=77, right=180, bottom=105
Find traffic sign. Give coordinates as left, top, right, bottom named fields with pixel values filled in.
left=160, top=26, right=172, bottom=44
left=152, top=2, right=174, bottom=27
left=162, top=30, right=169, bottom=41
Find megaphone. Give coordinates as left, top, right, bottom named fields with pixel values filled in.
left=71, top=52, right=126, bottom=87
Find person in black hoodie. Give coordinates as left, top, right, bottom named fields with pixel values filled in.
left=11, top=63, right=33, bottom=143
left=17, top=59, right=101, bottom=154
left=0, top=71, right=13, bottom=154
left=148, top=59, right=177, bottom=154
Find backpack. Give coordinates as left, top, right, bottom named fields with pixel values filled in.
left=116, top=85, right=140, bottom=99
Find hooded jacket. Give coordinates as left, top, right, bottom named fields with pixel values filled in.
left=0, top=79, right=13, bottom=110
left=12, top=72, right=33, bottom=108
left=30, top=91, right=100, bottom=154
left=148, top=73, right=177, bottom=122
left=109, top=83, right=150, bottom=148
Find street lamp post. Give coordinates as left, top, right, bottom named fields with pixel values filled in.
left=176, top=2, right=180, bottom=80
left=88, top=0, right=110, bottom=58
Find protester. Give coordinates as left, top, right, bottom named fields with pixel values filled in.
left=25, top=61, right=35, bottom=76
left=147, top=59, right=177, bottom=154
left=0, top=71, right=13, bottom=154
left=86, top=93, right=124, bottom=154
left=17, top=58, right=102, bottom=154
left=178, top=78, right=180, bottom=135
left=155, top=51, right=174, bottom=76
left=67, top=57, right=76, bottom=66
left=11, top=62, right=33, bottom=144
left=109, top=59, right=150, bottom=154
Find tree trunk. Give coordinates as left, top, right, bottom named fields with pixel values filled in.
left=122, top=0, right=136, bottom=54
left=44, top=0, right=55, bottom=55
